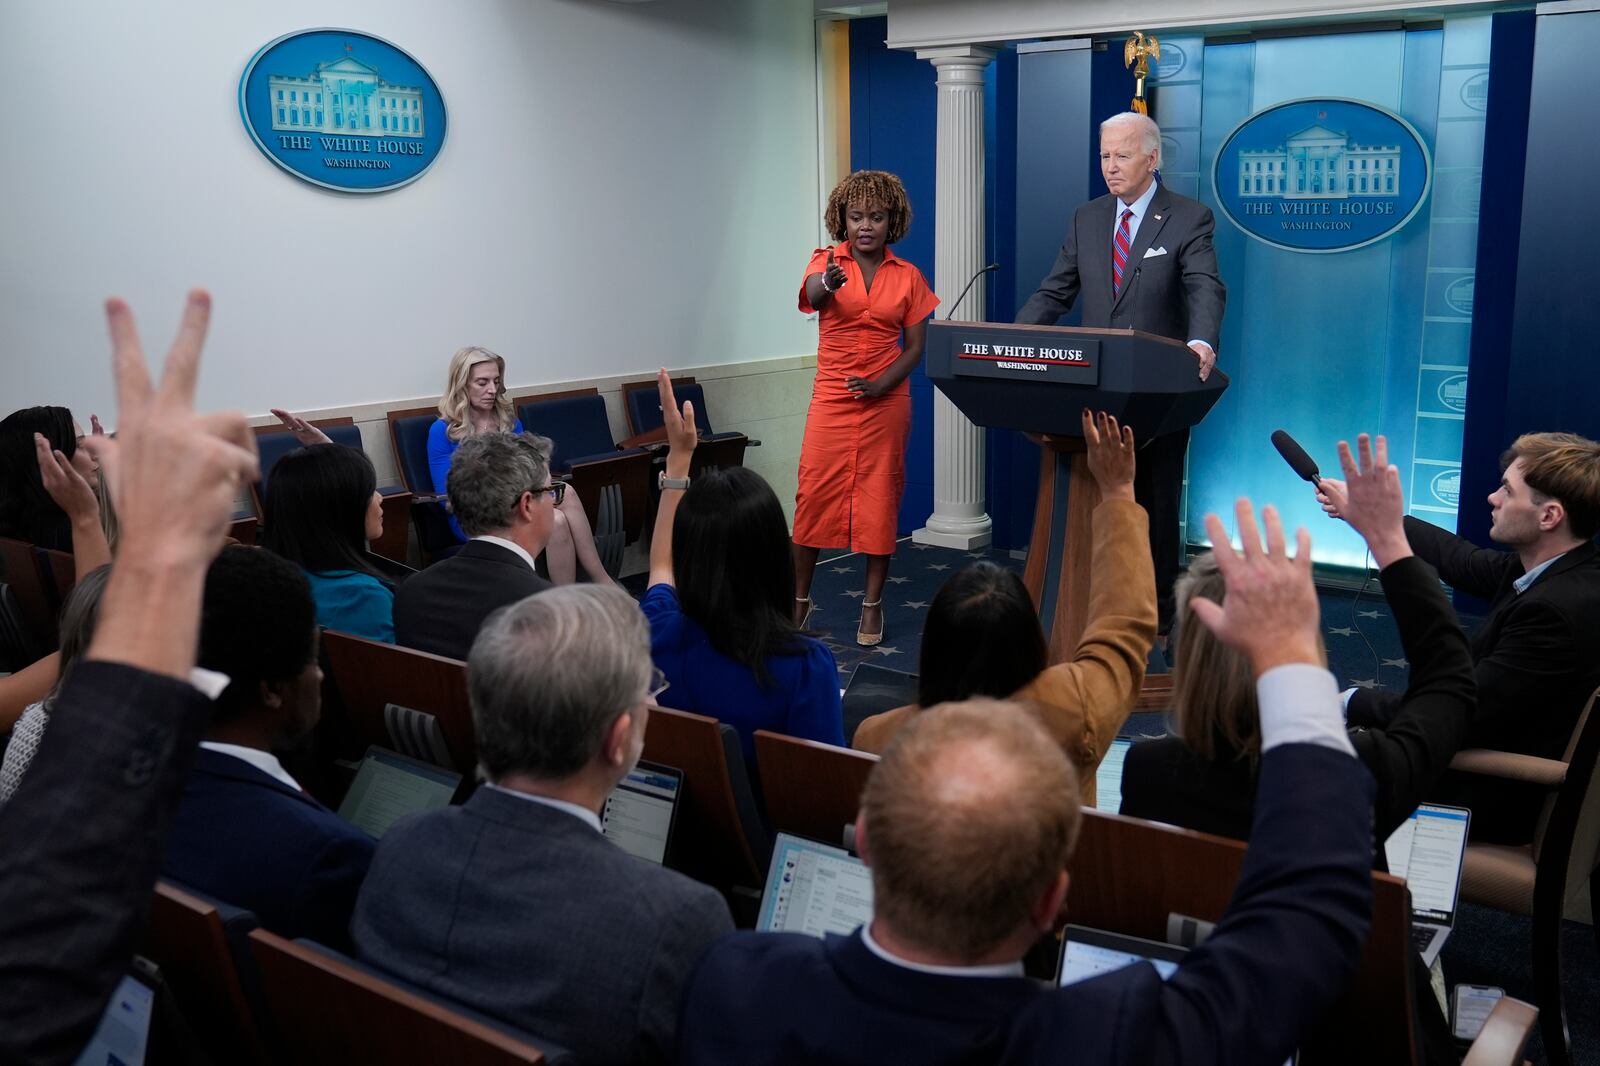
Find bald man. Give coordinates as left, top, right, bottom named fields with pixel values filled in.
left=678, top=502, right=1376, bottom=1066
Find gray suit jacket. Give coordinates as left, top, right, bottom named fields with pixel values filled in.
left=1016, top=183, right=1225, bottom=349
left=351, top=785, right=733, bottom=1066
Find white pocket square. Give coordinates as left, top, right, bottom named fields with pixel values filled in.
left=1143, top=246, right=1168, bottom=259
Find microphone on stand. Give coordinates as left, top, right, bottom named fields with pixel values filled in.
left=1271, top=429, right=1322, bottom=486
left=945, top=263, right=1000, bottom=321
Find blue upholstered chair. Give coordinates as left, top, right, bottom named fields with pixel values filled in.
left=618, top=376, right=758, bottom=476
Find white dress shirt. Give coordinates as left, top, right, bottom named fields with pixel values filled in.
left=859, top=923, right=1026, bottom=979
left=484, top=782, right=604, bottom=833
left=1513, top=550, right=1566, bottom=595
left=473, top=534, right=538, bottom=572
left=1258, top=663, right=1357, bottom=757
left=198, top=742, right=304, bottom=791
left=1110, top=178, right=1161, bottom=248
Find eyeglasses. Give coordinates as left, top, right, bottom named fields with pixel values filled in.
left=531, top=481, right=567, bottom=506
left=647, top=667, right=670, bottom=704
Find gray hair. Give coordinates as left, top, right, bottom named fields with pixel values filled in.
left=1100, top=111, right=1162, bottom=162
left=446, top=431, right=553, bottom=538
left=468, top=584, right=652, bottom=781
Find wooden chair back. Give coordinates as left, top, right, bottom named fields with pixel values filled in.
left=146, top=881, right=269, bottom=1066
left=754, top=730, right=878, bottom=846
left=321, top=629, right=476, bottom=774
left=247, top=930, right=548, bottom=1065
left=1070, top=808, right=1418, bottom=1065
left=643, top=706, right=766, bottom=888
left=0, top=537, right=57, bottom=651
left=39, top=547, right=75, bottom=606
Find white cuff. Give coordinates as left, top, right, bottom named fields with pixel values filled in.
left=1257, top=663, right=1356, bottom=757
left=190, top=667, right=231, bottom=700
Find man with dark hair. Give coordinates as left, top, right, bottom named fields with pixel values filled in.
left=393, top=430, right=555, bottom=660
left=162, top=545, right=374, bottom=947
left=1319, top=431, right=1600, bottom=842
left=354, top=585, right=733, bottom=1065
left=679, top=502, right=1375, bottom=1066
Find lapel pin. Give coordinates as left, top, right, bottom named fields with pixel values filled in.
left=1153, top=214, right=1163, bottom=221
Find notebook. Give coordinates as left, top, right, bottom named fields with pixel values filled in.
left=1097, top=737, right=1133, bottom=813
left=337, top=746, right=462, bottom=838
left=1383, top=803, right=1471, bottom=967
left=756, top=832, right=874, bottom=937
left=601, top=760, right=683, bottom=865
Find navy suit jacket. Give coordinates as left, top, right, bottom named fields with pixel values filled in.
left=353, top=785, right=734, bottom=1066
left=677, top=744, right=1374, bottom=1066
left=162, top=747, right=375, bottom=949
left=1015, top=183, right=1226, bottom=349
left=393, top=538, right=551, bottom=661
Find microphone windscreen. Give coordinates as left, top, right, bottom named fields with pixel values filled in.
left=1271, top=430, right=1321, bottom=483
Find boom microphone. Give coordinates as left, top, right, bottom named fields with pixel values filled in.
left=1271, top=430, right=1322, bottom=485
left=945, top=263, right=1000, bottom=321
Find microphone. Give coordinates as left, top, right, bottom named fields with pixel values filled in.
left=1271, top=430, right=1321, bottom=485
left=945, top=263, right=1000, bottom=321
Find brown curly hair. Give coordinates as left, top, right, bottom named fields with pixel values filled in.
left=824, top=170, right=913, bottom=245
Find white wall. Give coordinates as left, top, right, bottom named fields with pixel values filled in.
left=0, top=0, right=822, bottom=418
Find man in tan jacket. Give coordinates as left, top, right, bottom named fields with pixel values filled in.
left=853, top=409, right=1157, bottom=806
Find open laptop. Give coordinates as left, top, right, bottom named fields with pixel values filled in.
left=1383, top=803, right=1471, bottom=967
left=1056, top=924, right=1186, bottom=986
left=756, top=832, right=874, bottom=937
left=1096, top=737, right=1133, bottom=814
left=601, top=760, right=683, bottom=864
left=337, top=745, right=463, bottom=839
left=73, top=962, right=159, bottom=1066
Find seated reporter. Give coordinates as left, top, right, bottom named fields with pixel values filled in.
left=393, top=432, right=555, bottom=660
left=643, top=370, right=844, bottom=762
left=353, top=585, right=733, bottom=1066
left=853, top=410, right=1155, bottom=807
left=679, top=502, right=1374, bottom=1066
left=162, top=546, right=375, bottom=949
left=0, top=405, right=101, bottom=551
left=261, top=442, right=395, bottom=642
left=1120, top=436, right=1474, bottom=1064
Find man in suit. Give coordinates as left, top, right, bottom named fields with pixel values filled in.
left=353, top=585, right=734, bottom=1065
left=1017, top=112, right=1226, bottom=633
left=162, top=546, right=375, bottom=947
left=1319, top=431, right=1600, bottom=842
left=394, top=430, right=555, bottom=660
left=678, top=501, right=1375, bottom=1066
left=0, top=290, right=261, bottom=1061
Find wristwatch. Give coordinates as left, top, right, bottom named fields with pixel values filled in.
left=659, top=472, right=691, bottom=491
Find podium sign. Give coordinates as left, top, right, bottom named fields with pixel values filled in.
left=948, top=326, right=1101, bottom=386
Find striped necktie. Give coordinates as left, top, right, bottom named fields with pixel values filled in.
left=1113, top=207, right=1134, bottom=295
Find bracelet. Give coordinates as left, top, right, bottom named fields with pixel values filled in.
left=820, top=272, right=836, bottom=294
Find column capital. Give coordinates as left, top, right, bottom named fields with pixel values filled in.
left=915, top=44, right=998, bottom=68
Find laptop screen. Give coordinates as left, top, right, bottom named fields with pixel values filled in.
left=757, top=832, right=874, bottom=937
left=1097, top=738, right=1132, bottom=814
left=1057, top=924, right=1186, bottom=987
left=602, top=761, right=683, bottom=865
left=73, top=970, right=156, bottom=1066
left=1383, top=804, right=1470, bottom=924
left=337, top=746, right=462, bottom=839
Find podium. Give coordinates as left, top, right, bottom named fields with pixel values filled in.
left=925, top=321, right=1229, bottom=669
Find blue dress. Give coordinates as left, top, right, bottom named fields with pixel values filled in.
left=427, top=417, right=524, bottom=542
left=305, top=569, right=395, bottom=642
left=641, top=584, right=845, bottom=763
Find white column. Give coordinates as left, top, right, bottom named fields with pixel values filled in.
left=913, top=45, right=994, bottom=550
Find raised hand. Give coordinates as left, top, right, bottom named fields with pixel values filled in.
left=1188, top=499, right=1321, bottom=675
left=35, top=433, right=100, bottom=524
left=270, top=408, right=333, bottom=446
left=824, top=250, right=848, bottom=293
left=1082, top=408, right=1135, bottom=500
left=656, top=368, right=697, bottom=479
left=89, top=414, right=105, bottom=436
left=1334, top=434, right=1411, bottom=568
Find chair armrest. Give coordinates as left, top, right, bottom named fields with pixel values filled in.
left=408, top=493, right=449, bottom=507
left=1461, top=995, right=1538, bottom=1066
left=1448, top=748, right=1568, bottom=787
left=619, top=426, right=668, bottom=449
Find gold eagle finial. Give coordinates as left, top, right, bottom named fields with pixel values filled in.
left=1124, top=32, right=1161, bottom=115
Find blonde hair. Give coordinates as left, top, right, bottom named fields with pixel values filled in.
left=438, top=346, right=516, bottom=443
left=863, top=699, right=1080, bottom=961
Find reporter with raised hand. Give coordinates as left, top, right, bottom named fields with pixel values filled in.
left=0, top=290, right=258, bottom=1063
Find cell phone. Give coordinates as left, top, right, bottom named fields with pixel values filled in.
left=1451, top=983, right=1504, bottom=1041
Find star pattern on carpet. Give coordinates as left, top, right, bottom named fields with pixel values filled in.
left=1348, top=677, right=1382, bottom=689
left=901, top=600, right=928, bottom=610
left=842, top=589, right=866, bottom=599
left=887, top=576, right=910, bottom=584
left=1357, top=610, right=1383, bottom=619
left=911, top=543, right=934, bottom=550
left=1382, top=657, right=1409, bottom=669
left=830, top=565, right=854, bottom=574
left=966, top=551, right=988, bottom=559
left=1327, top=626, right=1356, bottom=637
left=927, top=563, right=950, bottom=571
left=874, top=646, right=903, bottom=656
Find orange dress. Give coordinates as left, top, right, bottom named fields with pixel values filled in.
left=794, top=242, right=940, bottom=555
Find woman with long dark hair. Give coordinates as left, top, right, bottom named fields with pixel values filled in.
left=262, top=443, right=394, bottom=642
left=852, top=411, right=1157, bottom=807
left=0, top=407, right=98, bottom=551
left=644, top=372, right=843, bottom=760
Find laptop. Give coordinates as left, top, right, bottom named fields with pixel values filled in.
left=756, top=832, right=874, bottom=937
left=601, top=760, right=684, bottom=865
left=1056, top=924, right=1186, bottom=986
left=73, top=962, right=159, bottom=1066
left=1383, top=803, right=1471, bottom=967
left=337, top=745, right=463, bottom=839
left=1097, top=737, right=1133, bottom=814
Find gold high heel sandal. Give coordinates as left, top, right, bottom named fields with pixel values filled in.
left=856, top=599, right=884, bottom=647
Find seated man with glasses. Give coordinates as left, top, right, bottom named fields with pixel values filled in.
left=394, top=431, right=561, bottom=661
left=353, top=585, right=734, bottom=1065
